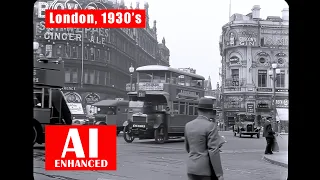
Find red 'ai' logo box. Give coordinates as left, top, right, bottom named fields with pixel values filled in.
left=45, top=125, right=117, bottom=171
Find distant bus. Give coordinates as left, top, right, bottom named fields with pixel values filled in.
left=122, top=65, right=205, bottom=143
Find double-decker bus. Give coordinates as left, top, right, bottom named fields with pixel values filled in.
left=122, top=65, right=205, bottom=143
left=33, top=57, right=72, bottom=146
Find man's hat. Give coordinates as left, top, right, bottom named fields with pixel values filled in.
left=197, top=97, right=215, bottom=110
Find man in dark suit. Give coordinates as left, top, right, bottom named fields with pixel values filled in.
left=263, top=118, right=275, bottom=154
left=185, top=98, right=224, bottom=180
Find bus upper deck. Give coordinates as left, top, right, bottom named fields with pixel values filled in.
left=135, top=65, right=205, bottom=89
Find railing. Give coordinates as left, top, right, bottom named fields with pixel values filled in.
left=224, top=78, right=246, bottom=87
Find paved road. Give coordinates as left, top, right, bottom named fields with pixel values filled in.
left=34, top=131, right=288, bottom=180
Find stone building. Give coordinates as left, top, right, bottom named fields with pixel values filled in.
left=219, top=5, right=289, bottom=131
left=33, top=0, right=170, bottom=116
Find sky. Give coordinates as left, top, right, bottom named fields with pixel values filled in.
left=122, top=0, right=289, bottom=88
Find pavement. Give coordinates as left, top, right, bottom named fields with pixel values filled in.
left=34, top=131, right=288, bottom=180
left=263, top=151, right=288, bottom=168
left=262, top=133, right=288, bottom=168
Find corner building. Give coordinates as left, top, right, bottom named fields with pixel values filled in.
left=33, top=0, right=170, bottom=115
left=219, top=5, right=289, bottom=130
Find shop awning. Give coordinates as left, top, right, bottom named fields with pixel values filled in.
left=276, top=108, right=288, bottom=121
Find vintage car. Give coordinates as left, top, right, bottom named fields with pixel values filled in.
left=233, top=113, right=261, bottom=138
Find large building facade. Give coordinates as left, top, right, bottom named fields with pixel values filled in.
left=219, top=6, right=289, bottom=131
left=33, top=0, right=170, bottom=115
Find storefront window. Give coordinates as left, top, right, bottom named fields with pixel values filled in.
left=65, top=68, right=71, bottom=83
left=84, top=70, right=89, bottom=84
left=99, top=71, right=105, bottom=85
left=72, top=69, right=78, bottom=83
left=90, top=70, right=95, bottom=84
left=105, top=71, right=110, bottom=85
left=95, top=71, right=99, bottom=84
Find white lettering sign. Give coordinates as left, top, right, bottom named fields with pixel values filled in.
left=239, top=37, right=257, bottom=46
left=61, top=128, right=98, bottom=158
left=261, top=29, right=288, bottom=35
left=138, top=83, right=164, bottom=91
left=36, top=21, right=109, bottom=44
left=37, top=0, right=107, bottom=18
left=263, top=36, right=289, bottom=46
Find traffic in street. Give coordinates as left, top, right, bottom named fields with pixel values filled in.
left=34, top=131, right=288, bottom=180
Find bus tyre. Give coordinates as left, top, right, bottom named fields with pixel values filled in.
left=33, top=125, right=37, bottom=145
left=123, top=126, right=134, bottom=143
left=154, top=126, right=165, bottom=144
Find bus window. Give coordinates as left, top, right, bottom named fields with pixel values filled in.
left=153, top=71, right=166, bottom=83
left=97, top=106, right=117, bottom=115
left=185, top=76, right=191, bottom=86
left=185, top=103, right=189, bottom=114
left=173, top=101, right=179, bottom=114
left=179, top=102, right=186, bottom=114
left=188, top=103, right=194, bottom=115
left=139, top=72, right=152, bottom=82
left=177, top=76, right=185, bottom=86
left=194, top=105, right=198, bottom=115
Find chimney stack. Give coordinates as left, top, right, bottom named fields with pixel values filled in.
left=251, top=5, right=261, bottom=19
left=282, top=8, right=289, bottom=21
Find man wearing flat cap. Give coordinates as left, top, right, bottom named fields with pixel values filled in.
left=184, top=97, right=224, bottom=180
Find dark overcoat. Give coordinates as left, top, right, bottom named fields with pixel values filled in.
left=184, top=116, right=223, bottom=178
left=263, top=121, right=275, bottom=138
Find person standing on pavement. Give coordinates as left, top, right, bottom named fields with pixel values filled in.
left=184, top=98, right=224, bottom=180
left=263, top=117, right=275, bottom=154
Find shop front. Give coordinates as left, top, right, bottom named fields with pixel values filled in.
left=276, top=96, right=289, bottom=133
left=255, top=95, right=272, bottom=125
left=223, top=95, right=246, bottom=130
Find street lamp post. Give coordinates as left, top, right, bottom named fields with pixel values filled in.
left=129, top=64, right=135, bottom=91
left=268, top=63, right=280, bottom=132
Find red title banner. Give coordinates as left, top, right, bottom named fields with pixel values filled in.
left=45, top=9, right=146, bottom=28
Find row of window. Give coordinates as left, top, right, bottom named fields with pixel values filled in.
left=230, top=69, right=286, bottom=87
left=172, top=102, right=199, bottom=116
left=110, top=32, right=136, bottom=58
left=41, top=44, right=111, bottom=62
left=139, top=72, right=204, bottom=88
left=137, top=35, right=157, bottom=57
left=40, top=43, right=163, bottom=73
left=257, top=70, right=285, bottom=87
left=65, top=68, right=111, bottom=86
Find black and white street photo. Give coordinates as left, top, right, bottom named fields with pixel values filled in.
left=33, top=0, right=289, bottom=179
